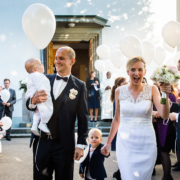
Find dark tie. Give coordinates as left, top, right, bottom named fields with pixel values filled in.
left=56, top=76, right=68, bottom=82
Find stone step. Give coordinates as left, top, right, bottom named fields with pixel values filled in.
left=10, top=133, right=109, bottom=138
left=18, top=121, right=112, bottom=128
left=10, top=125, right=111, bottom=135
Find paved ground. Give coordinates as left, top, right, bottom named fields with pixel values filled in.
left=0, top=138, right=180, bottom=180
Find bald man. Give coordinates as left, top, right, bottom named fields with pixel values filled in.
left=26, top=47, right=88, bottom=180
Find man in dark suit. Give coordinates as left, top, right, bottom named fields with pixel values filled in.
left=0, top=79, right=16, bottom=141
left=169, top=103, right=180, bottom=171
left=26, top=46, right=88, bottom=180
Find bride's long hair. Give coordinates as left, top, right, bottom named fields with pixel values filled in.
left=110, top=77, right=126, bottom=102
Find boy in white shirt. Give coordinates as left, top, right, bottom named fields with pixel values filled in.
left=25, top=58, right=53, bottom=136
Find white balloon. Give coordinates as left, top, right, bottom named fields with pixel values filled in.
left=110, top=50, right=125, bottom=69
left=166, top=58, right=177, bottom=67
left=154, top=47, right=166, bottom=65
left=0, top=117, right=12, bottom=130
left=163, top=41, right=175, bottom=53
left=111, top=44, right=120, bottom=52
left=142, top=41, right=155, bottom=65
left=162, top=21, right=180, bottom=48
left=1, top=89, right=10, bottom=103
left=22, top=3, right=56, bottom=49
left=120, top=34, right=142, bottom=58
left=174, top=51, right=180, bottom=65
left=96, top=45, right=110, bottom=59
left=104, top=60, right=114, bottom=71
left=94, top=60, right=105, bottom=72
left=75, top=133, right=89, bottom=164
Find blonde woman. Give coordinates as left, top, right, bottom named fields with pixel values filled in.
left=101, top=57, right=171, bottom=180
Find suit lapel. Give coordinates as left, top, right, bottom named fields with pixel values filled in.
left=50, top=74, right=56, bottom=100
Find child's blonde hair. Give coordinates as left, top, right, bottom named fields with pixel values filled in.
left=88, top=128, right=102, bottom=137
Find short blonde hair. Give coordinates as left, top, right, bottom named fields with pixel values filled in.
left=25, top=58, right=40, bottom=73
left=88, top=128, right=102, bottom=137
left=126, top=56, right=146, bottom=70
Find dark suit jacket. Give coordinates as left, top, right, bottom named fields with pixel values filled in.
left=79, top=143, right=110, bottom=180
left=171, top=102, right=180, bottom=123
left=0, top=88, right=16, bottom=112
left=86, top=77, right=100, bottom=100
left=26, top=74, right=88, bottom=152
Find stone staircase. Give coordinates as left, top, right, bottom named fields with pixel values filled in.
left=10, top=118, right=112, bottom=138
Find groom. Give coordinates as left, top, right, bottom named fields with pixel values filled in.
left=26, top=47, right=88, bottom=180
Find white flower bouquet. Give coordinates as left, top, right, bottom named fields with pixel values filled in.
left=150, top=65, right=180, bottom=104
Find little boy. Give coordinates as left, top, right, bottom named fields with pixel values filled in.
left=79, top=128, right=110, bottom=180
left=25, top=58, right=53, bottom=136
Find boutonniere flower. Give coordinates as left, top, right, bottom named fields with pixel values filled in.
left=69, top=88, right=78, bottom=100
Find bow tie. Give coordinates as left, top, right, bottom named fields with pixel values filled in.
left=56, top=76, right=68, bottom=82
left=90, top=147, right=96, bottom=152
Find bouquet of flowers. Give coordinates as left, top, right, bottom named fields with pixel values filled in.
left=150, top=65, right=180, bottom=104
left=19, top=79, right=27, bottom=93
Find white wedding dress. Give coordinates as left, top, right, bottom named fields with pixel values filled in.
left=116, top=84, right=157, bottom=180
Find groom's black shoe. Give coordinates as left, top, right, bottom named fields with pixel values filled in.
left=113, top=169, right=121, bottom=180
left=172, top=164, right=180, bottom=171
left=6, top=136, right=11, bottom=141
left=171, top=161, right=179, bottom=167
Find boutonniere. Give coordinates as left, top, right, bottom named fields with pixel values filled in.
left=69, top=88, right=78, bottom=100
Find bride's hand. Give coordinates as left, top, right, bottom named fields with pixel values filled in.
left=160, top=83, right=171, bottom=95
left=101, top=143, right=110, bottom=156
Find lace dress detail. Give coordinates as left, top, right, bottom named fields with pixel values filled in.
left=119, top=84, right=152, bottom=103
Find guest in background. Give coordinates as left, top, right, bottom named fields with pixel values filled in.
left=0, top=79, right=16, bottom=141
left=86, top=71, right=100, bottom=122
left=110, top=77, right=127, bottom=180
left=100, top=71, right=114, bottom=122
left=153, top=83, right=177, bottom=180
left=142, top=77, right=147, bottom=83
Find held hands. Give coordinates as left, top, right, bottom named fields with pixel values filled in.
left=74, top=147, right=84, bottom=161
left=95, top=81, right=99, bottom=85
left=105, top=86, right=111, bottom=90
left=101, top=143, right=110, bottom=156
left=169, top=112, right=177, bottom=121
left=160, top=83, right=171, bottom=95
left=2, top=102, right=6, bottom=106
left=6, top=103, right=10, bottom=107
left=79, top=174, right=84, bottom=178
left=0, top=122, right=3, bottom=127
left=152, top=111, right=160, bottom=118
left=31, top=90, right=48, bottom=104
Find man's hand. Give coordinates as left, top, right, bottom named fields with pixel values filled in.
left=6, top=103, right=10, bottom=107
left=79, top=174, right=84, bottom=178
left=169, top=112, right=177, bottom=121
left=95, top=81, right=99, bottom=85
left=31, top=90, right=48, bottom=104
left=74, top=147, right=84, bottom=161
left=177, top=97, right=180, bottom=103
left=2, top=102, right=6, bottom=106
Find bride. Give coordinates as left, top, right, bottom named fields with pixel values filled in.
left=101, top=57, right=171, bottom=180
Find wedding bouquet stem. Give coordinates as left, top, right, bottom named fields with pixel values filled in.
left=161, top=91, right=167, bottom=105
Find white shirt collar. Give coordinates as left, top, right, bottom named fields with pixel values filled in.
left=56, top=73, right=71, bottom=78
